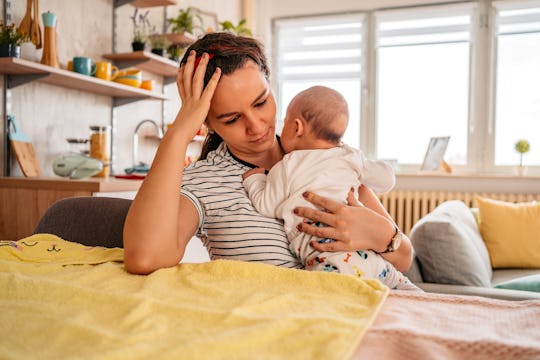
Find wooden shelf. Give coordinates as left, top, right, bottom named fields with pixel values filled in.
left=165, top=32, right=197, bottom=46
left=0, top=57, right=169, bottom=104
left=114, top=0, right=176, bottom=8
left=132, top=0, right=176, bottom=7
left=103, top=51, right=179, bottom=77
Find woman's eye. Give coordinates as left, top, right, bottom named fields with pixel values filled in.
left=255, top=99, right=267, bottom=108
left=225, top=115, right=240, bottom=125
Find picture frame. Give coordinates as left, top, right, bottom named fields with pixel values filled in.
left=420, top=136, right=450, bottom=171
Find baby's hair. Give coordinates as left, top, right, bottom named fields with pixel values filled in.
left=289, top=86, right=349, bottom=144
left=180, top=32, right=270, bottom=159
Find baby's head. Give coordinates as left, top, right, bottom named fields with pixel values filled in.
left=280, top=86, right=349, bottom=154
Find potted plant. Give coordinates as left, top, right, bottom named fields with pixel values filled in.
left=167, top=7, right=203, bottom=45
left=149, top=34, right=170, bottom=56
left=167, top=44, right=185, bottom=62
left=0, top=21, right=30, bottom=57
left=514, top=139, right=530, bottom=176
left=130, top=8, right=150, bottom=51
left=219, top=19, right=252, bottom=36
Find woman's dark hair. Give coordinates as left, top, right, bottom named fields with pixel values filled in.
left=180, top=32, right=270, bottom=159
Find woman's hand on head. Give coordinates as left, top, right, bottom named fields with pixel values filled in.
left=174, top=51, right=221, bottom=137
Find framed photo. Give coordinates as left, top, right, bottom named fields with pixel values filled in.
left=420, top=136, right=450, bottom=171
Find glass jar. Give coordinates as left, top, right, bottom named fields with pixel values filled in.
left=89, top=125, right=111, bottom=178
left=66, top=138, right=89, bottom=155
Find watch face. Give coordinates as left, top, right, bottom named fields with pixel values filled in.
left=388, top=230, right=403, bottom=251
left=392, top=231, right=403, bottom=251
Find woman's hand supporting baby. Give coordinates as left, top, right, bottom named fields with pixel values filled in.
left=294, top=185, right=413, bottom=273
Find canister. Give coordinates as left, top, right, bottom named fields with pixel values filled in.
left=89, top=125, right=111, bottom=177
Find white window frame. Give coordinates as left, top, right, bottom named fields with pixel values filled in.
left=271, top=0, right=540, bottom=176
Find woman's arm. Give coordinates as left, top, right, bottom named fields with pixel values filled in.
left=123, top=52, right=221, bottom=274
left=294, top=186, right=413, bottom=272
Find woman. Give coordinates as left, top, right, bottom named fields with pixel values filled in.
left=123, top=32, right=413, bottom=275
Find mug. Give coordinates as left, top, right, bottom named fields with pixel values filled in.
left=95, top=61, right=119, bottom=81
left=73, top=56, right=96, bottom=76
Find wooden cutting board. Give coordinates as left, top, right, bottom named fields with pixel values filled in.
left=8, top=115, right=42, bottom=177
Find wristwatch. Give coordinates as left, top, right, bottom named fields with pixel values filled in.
left=381, top=225, right=403, bottom=253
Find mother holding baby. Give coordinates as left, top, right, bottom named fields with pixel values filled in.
left=122, top=32, right=413, bottom=275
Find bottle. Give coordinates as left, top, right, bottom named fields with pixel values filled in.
left=89, top=125, right=111, bottom=178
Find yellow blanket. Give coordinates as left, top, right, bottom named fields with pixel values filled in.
left=0, top=234, right=388, bottom=359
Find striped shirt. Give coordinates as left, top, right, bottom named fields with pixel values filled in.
left=181, top=142, right=302, bottom=268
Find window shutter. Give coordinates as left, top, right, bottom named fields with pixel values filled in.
left=274, top=14, right=364, bottom=81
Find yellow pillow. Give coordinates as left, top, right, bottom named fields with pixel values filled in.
left=476, top=196, right=540, bottom=269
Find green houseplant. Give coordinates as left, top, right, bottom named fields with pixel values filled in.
left=166, top=7, right=203, bottom=46
left=130, top=8, right=150, bottom=51
left=0, top=21, right=30, bottom=57
left=149, top=34, right=170, bottom=56
left=514, top=139, right=531, bottom=175
left=219, top=19, right=252, bottom=36
left=168, top=7, right=203, bottom=35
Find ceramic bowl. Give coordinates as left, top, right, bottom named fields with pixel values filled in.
left=112, top=70, right=142, bottom=87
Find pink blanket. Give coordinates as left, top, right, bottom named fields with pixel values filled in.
left=354, top=291, right=540, bottom=359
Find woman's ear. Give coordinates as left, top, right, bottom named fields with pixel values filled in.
left=205, top=123, right=215, bottom=134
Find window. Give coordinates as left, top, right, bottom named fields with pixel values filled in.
left=494, top=1, right=540, bottom=166
left=375, top=5, right=473, bottom=166
left=273, top=14, right=364, bottom=148
left=272, top=1, right=540, bottom=174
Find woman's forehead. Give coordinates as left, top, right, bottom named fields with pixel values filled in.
left=211, top=63, right=268, bottom=107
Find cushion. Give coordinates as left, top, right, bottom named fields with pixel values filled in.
left=494, top=275, right=540, bottom=293
left=409, top=200, right=492, bottom=287
left=476, top=197, right=540, bottom=269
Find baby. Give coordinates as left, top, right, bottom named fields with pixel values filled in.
left=243, top=86, right=418, bottom=291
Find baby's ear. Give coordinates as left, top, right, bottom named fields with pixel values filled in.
left=294, top=117, right=305, bottom=136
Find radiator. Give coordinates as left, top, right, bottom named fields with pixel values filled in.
left=378, top=190, right=540, bottom=235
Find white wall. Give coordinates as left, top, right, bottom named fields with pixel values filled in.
left=2, top=0, right=241, bottom=176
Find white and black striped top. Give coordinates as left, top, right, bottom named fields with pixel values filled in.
left=181, top=142, right=302, bottom=269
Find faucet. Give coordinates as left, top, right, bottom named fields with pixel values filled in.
left=132, top=119, right=164, bottom=167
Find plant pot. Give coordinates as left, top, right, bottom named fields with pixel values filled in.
left=514, top=165, right=527, bottom=176
left=0, top=44, right=21, bottom=58
left=131, top=41, right=146, bottom=52
left=151, top=48, right=166, bottom=57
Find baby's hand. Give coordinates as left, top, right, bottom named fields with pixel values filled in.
left=242, top=167, right=265, bottom=180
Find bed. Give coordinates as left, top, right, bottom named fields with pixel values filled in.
left=1, top=197, right=539, bottom=359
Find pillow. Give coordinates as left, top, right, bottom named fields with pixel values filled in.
left=494, top=275, right=540, bottom=293
left=476, top=197, right=540, bottom=269
left=410, top=200, right=492, bottom=287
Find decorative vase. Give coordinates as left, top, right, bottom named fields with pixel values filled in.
left=41, top=11, right=60, bottom=68
left=0, top=44, right=21, bottom=58
left=131, top=41, right=146, bottom=51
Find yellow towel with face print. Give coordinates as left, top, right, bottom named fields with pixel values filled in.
left=0, top=234, right=388, bottom=360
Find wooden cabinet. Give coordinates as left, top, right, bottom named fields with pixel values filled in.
left=0, top=177, right=142, bottom=240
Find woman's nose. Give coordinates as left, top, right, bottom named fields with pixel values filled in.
left=245, top=114, right=265, bottom=135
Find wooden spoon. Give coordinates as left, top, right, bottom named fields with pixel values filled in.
left=31, top=0, right=42, bottom=49
left=19, top=0, right=33, bottom=37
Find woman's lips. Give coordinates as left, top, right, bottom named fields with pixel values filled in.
left=251, top=129, right=271, bottom=144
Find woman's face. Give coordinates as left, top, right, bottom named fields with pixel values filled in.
left=207, top=61, right=277, bottom=160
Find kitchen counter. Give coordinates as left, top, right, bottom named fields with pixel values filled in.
left=0, top=176, right=143, bottom=241
left=0, top=176, right=143, bottom=192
